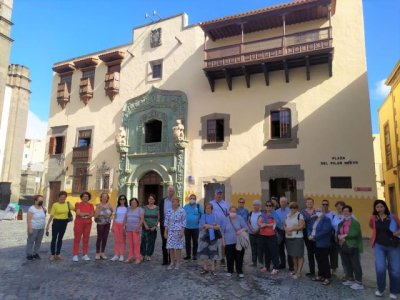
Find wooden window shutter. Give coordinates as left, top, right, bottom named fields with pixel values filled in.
left=60, top=136, right=65, bottom=154
left=48, top=137, right=56, bottom=155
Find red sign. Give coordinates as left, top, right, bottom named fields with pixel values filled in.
left=354, top=187, right=372, bottom=192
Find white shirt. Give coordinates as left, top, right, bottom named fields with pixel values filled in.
left=28, top=206, right=46, bottom=229
left=249, top=211, right=262, bottom=233
left=285, top=212, right=304, bottom=238
left=115, top=206, right=128, bottom=223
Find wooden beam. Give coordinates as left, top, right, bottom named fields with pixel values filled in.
left=283, top=60, right=289, bottom=83
left=242, top=66, right=250, bottom=88
left=223, top=68, right=232, bottom=91
left=262, top=63, right=269, bottom=86
left=204, top=71, right=215, bottom=92
left=328, top=53, right=333, bottom=77
left=305, top=56, right=310, bottom=81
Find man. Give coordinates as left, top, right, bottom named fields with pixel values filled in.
left=2, top=201, right=20, bottom=220
left=159, top=186, right=174, bottom=265
left=321, top=199, right=338, bottom=274
left=275, top=196, right=294, bottom=271
left=247, top=200, right=263, bottom=267
left=237, top=198, right=249, bottom=221
left=183, top=194, right=202, bottom=260
left=210, top=188, right=229, bottom=265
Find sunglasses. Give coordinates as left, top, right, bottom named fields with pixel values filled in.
left=189, top=198, right=196, bottom=200
left=322, top=204, right=329, bottom=206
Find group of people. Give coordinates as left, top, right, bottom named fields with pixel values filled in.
left=25, top=188, right=400, bottom=299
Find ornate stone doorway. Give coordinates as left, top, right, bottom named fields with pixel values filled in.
left=138, top=171, right=163, bottom=206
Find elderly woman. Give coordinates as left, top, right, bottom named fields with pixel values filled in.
left=26, top=195, right=46, bottom=260
left=198, top=203, right=221, bottom=276
left=73, top=192, right=95, bottom=262
left=110, top=195, right=128, bottom=262
left=164, top=197, right=186, bottom=270
left=141, top=193, right=159, bottom=261
left=222, top=206, right=248, bottom=278
left=369, top=200, right=400, bottom=299
left=338, top=205, right=364, bottom=291
left=94, top=192, right=113, bottom=260
left=46, top=191, right=70, bottom=261
left=124, top=198, right=144, bottom=264
left=285, top=201, right=305, bottom=279
left=308, top=207, right=333, bottom=285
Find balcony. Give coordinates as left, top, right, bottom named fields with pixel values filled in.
left=204, top=27, right=333, bottom=91
left=79, top=78, right=94, bottom=105
left=72, top=146, right=92, bottom=164
left=56, top=82, right=70, bottom=109
left=104, top=72, right=120, bottom=101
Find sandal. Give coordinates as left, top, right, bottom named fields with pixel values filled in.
left=211, top=271, right=217, bottom=276
left=322, top=279, right=331, bottom=285
left=200, top=270, right=209, bottom=275
left=312, top=277, right=322, bottom=281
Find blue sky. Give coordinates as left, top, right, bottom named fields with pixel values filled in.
left=9, top=0, right=400, bottom=138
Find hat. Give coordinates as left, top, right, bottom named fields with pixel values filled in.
left=215, top=188, right=223, bottom=194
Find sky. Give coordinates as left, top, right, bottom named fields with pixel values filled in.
left=8, top=0, right=400, bottom=139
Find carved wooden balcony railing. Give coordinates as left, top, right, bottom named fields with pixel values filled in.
left=204, top=27, right=333, bottom=91
left=79, top=78, right=94, bottom=105
left=56, top=82, right=70, bottom=109
left=104, top=72, right=120, bottom=101
left=72, top=146, right=92, bottom=164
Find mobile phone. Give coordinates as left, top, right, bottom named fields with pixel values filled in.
left=46, top=231, right=49, bottom=237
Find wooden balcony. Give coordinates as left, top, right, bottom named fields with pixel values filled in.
left=79, top=78, right=94, bottom=105
left=104, top=72, right=120, bottom=101
left=72, top=146, right=92, bottom=164
left=56, top=82, right=70, bottom=109
left=204, top=27, right=333, bottom=91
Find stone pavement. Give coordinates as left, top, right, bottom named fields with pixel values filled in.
left=0, top=214, right=385, bottom=300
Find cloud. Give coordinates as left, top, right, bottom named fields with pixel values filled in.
left=25, top=111, right=48, bottom=140
left=372, top=79, right=390, bottom=99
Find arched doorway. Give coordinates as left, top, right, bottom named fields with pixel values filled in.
left=138, top=171, right=163, bottom=206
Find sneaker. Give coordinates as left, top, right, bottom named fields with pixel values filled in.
left=26, top=255, right=33, bottom=261
left=238, top=274, right=244, bottom=278
left=350, top=283, right=364, bottom=290
left=100, top=255, right=108, bottom=260
left=95, top=255, right=101, bottom=260
left=82, top=255, right=91, bottom=261
left=119, top=256, right=124, bottom=262
left=72, top=255, right=79, bottom=262
left=174, top=265, right=180, bottom=270
left=33, top=254, right=40, bottom=259
left=390, top=294, right=398, bottom=299
left=226, top=273, right=232, bottom=277
left=342, top=280, right=355, bottom=286
left=110, top=255, right=119, bottom=261
left=271, top=269, right=279, bottom=276
left=375, top=291, right=384, bottom=297
left=146, top=256, right=151, bottom=261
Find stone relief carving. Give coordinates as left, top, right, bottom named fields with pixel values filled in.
left=115, top=127, right=127, bottom=146
left=150, top=28, right=162, bottom=48
left=172, top=119, right=185, bottom=142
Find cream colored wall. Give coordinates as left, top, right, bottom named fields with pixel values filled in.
left=373, top=134, right=384, bottom=200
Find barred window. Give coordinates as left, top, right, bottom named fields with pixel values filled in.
left=271, top=109, right=291, bottom=139
left=207, top=119, right=224, bottom=143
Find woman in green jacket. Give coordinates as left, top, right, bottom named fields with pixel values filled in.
left=337, top=205, right=364, bottom=291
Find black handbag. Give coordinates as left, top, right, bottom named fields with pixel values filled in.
left=67, top=202, right=73, bottom=223
left=203, top=214, right=222, bottom=241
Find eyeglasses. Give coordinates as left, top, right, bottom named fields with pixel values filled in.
left=189, top=198, right=196, bottom=200
left=322, top=204, right=329, bottom=206
left=266, top=205, right=272, bottom=207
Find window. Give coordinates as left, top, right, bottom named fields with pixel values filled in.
left=82, top=68, right=95, bottom=86
left=271, top=109, right=291, bottom=139
left=78, top=130, right=92, bottom=147
left=72, top=167, right=88, bottom=194
left=145, top=120, right=162, bottom=143
left=330, top=177, right=352, bottom=189
left=207, top=119, right=224, bottom=143
left=102, top=174, right=110, bottom=190
left=48, top=136, right=65, bottom=155
left=384, top=123, right=392, bottom=169
left=150, top=61, right=162, bottom=79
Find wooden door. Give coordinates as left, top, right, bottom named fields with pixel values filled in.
left=48, top=181, right=61, bottom=211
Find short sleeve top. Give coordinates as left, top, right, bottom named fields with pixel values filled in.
left=28, top=206, right=46, bottom=229
left=285, top=212, right=304, bottom=238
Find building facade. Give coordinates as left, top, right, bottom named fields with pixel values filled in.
left=20, top=139, right=45, bottom=196
left=372, top=134, right=384, bottom=200
left=0, top=0, right=31, bottom=205
left=44, top=0, right=376, bottom=233
left=378, top=60, right=400, bottom=216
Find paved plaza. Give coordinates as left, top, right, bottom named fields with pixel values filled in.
left=0, top=213, right=383, bottom=300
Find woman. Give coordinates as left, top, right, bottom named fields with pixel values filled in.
left=164, top=197, right=186, bottom=270
left=258, top=201, right=279, bottom=275
left=72, top=192, right=95, bottom=262
left=94, top=192, right=113, bottom=260
left=308, top=208, right=333, bottom=285
left=285, top=201, right=305, bottom=279
left=221, top=206, right=248, bottom=278
left=26, top=195, right=46, bottom=260
left=141, top=194, right=159, bottom=261
left=198, top=203, right=221, bottom=276
left=301, top=198, right=317, bottom=277
left=338, top=205, right=364, bottom=290
left=110, top=195, right=128, bottom=262
left=46, top=191, right=70, bottom=261
left=369, top=200, right=400, bottom=298
left=124, top=198, right=144, bottom=264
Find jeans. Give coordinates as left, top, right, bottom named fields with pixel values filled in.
left=249, top=234, right=262, bottom=265
left=374, top=243, right=400, bottom=294
left=277, top=229, right=294, bottom=269
left=73, top=220, right=92, bottom=256
left=340, top=247, right=363, bottom=283
left=26, top=228, right=44, bottom=256
left=141, top=229, right=157, bottom=257
left=225, top=244, right=245, bottom=274
left=96, top=223, right=110, bottom=253
left=260, top=235, right=280, bottom=270
left=50, top=219, right=68, bottom=255
left=184, top=228, right=199, bottom=258
left=315, top=247, right=331, bottom=279
left=304, top=237, right=316, bottom=274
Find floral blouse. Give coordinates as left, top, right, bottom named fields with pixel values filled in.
left=164, top=207, right=186, bottom=231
